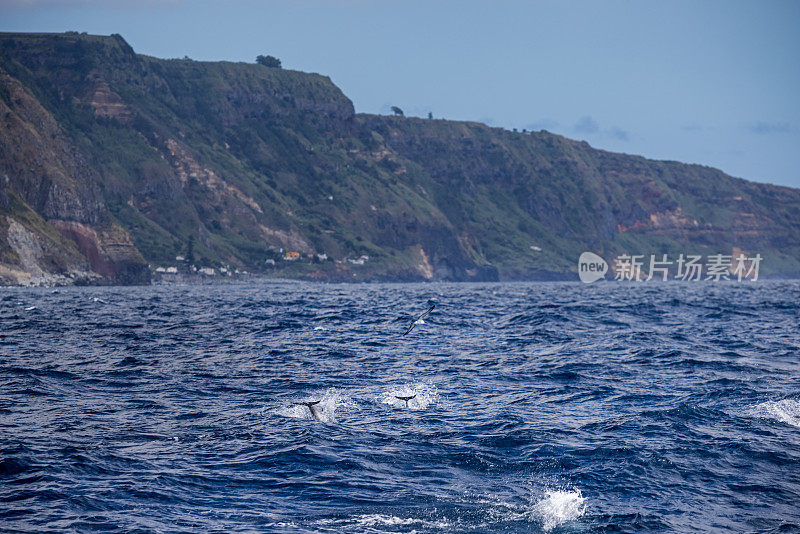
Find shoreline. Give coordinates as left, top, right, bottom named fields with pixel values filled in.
left=3, top=274, right=800, bottom=289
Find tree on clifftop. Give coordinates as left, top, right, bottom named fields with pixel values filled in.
left=256, top=55, right=282, bottom=68
left=391, top=106, right=404, bottom=116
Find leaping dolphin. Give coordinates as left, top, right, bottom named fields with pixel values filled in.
left=395, top=394, right=417, bottom=407
left=293, top=400, right=323, bottom=420
left=403, top=304, right=435, bottom=336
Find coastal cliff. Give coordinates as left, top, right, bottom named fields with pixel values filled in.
left=1, top=32, right=799, bottom=284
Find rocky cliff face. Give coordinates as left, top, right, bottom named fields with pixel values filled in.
left=1, top=32, right=799, bottom=284
left=0, top=60, right=148, bottom=285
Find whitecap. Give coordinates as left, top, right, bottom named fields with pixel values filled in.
left=315, top=514, right=451, bottom=530
left=355, top=514, right=450, bottom=528
left=533, top=489, right=587, bottom=532
left=751, top=399, right=800, bottom=428
left=379, top=382, right=438, bottom=410
left=278, top=389, right=349, bottom=423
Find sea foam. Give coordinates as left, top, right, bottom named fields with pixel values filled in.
left=379, top=382, right=439, bottom=410
left=313, top=514, right=451, bottom=531
left=534, top=489, right=587, bottom=532
left=752, top=399, right=800, bottom=428
left=279, top=389, right=348, bottom=423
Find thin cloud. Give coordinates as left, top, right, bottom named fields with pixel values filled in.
left=573, top=115, right=599, bottom=134
left=609, top=127, right=629, bottom=141
left=573, top=115, right=629, bottom=142
left=747, top=121, right=793, bottom=134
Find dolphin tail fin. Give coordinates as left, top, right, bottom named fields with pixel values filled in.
left=293, top=400, right=321, bottom=407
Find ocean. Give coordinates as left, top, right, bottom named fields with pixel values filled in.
left=1, top=280, right=799, bottom=532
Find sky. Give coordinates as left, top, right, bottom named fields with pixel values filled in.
left=2, top=0, right=799, bottom=188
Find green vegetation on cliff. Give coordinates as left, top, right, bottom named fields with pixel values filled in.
left=1, top=32, right=799, bottom=283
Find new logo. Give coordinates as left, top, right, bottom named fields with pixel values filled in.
left=578, top=252, right=608, bottom=283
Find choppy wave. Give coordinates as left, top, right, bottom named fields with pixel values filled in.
left=1, top=280, right=799, bottom=532
left=751, top=399, right=800, bottom=428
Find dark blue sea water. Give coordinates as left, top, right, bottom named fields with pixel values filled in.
left=1, top=281, right=799, bottom=533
